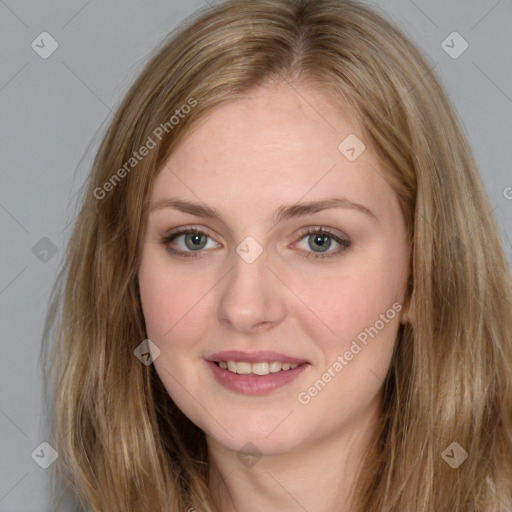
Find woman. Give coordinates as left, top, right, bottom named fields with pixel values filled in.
left=42, top=0, right=512, bottom=510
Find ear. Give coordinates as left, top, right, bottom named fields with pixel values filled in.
left=399, top=291, right=415, bottom=325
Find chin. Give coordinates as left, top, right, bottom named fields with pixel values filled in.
left=203, top=414, right=307, bottom=456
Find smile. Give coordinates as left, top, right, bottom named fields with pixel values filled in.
left=206, top=351, right=310, bottom=395
left=216, top=360, right=300, bottom=375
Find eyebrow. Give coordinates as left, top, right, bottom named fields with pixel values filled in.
left=149, top=197, right=377, bottom=222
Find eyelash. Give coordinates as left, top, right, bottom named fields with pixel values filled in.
left=161, top=225, right=351, bottom=260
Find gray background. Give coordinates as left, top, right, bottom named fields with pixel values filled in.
left=1, top=0, right=511, bottom=510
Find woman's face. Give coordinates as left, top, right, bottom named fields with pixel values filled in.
left=138, top=82, right=410, bottom=456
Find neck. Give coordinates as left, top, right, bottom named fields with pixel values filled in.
left=207, top=401, right=381, bottom=512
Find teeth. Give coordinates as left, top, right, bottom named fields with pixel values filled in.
left=218, top=360, right=300, bottom=375
left=269, top=361, right=282, bottom=373
left=252, top=362, right=269, bottom=375
left=236, top=362, right=252, bottom=375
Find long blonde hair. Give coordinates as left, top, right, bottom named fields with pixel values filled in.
left=42, top=0, right=512, bottom=510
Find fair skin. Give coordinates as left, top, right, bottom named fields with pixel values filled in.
left=138, top=81, right=411, bottom=511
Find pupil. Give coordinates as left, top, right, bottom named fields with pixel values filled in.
left=310, top=234, right=331, bottom=252
left=185, top=233, right=206, bottom=250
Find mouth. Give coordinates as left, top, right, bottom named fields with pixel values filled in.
left=206, top=351, right=310, bottom=395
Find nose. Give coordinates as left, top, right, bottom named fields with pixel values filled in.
left=216, top=250, right=287, bottom=334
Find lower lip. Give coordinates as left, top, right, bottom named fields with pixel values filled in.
left=207, top=361, right=309, bottom=395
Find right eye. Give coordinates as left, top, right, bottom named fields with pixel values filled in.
left=162, top=227, right=220, bottom=258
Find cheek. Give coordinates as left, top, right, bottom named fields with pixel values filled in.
left=138, top=251, right=213, bottom=345
left=138, top=252, right=216, bottom=429
left=293, top=273, right=402, bottom=423
left=288, top=259, right=405, bottom=353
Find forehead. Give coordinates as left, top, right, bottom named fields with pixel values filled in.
left=151, top=83, right=397, bottom=220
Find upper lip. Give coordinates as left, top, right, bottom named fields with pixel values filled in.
left=207, top=350, right=309, bottom=365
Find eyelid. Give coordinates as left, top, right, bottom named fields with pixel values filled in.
left=162, top=224, right=217, bottom=241
left=294, top=225, right=350, bottom=242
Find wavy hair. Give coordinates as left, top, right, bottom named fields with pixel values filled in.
left=42, top=0, right=512, bottom=510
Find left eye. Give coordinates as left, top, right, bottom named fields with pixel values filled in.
left=295, top=229, right=348, bottom=255
left=300, top=232, right=334, bottom=252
